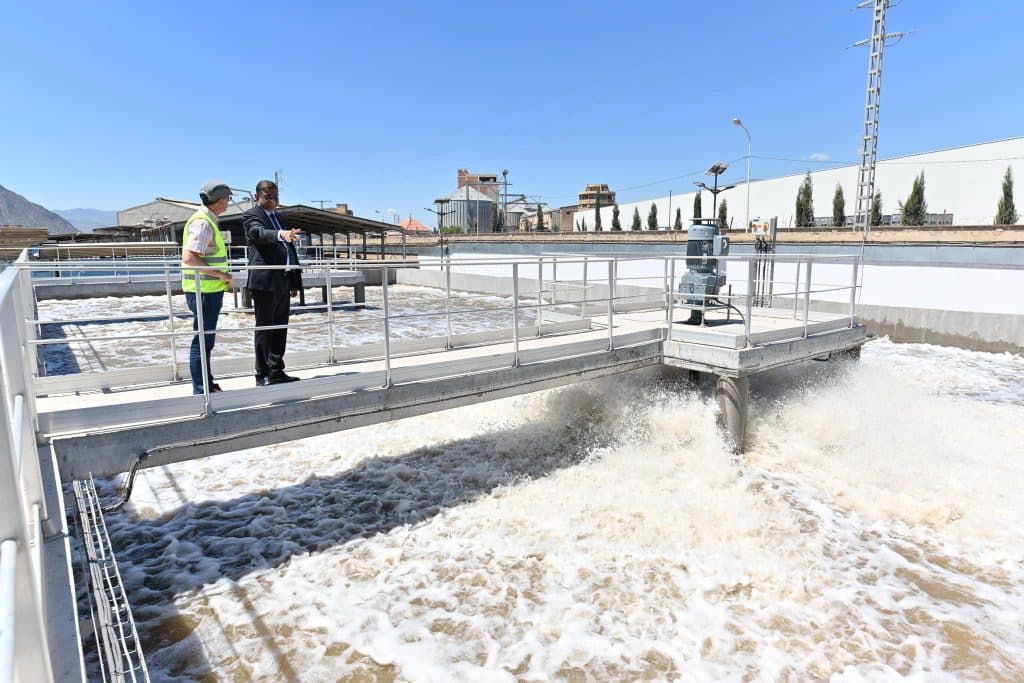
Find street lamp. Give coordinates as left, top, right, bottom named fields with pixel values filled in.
left=425, top=198, right=452, bottom=261
left=732, top=117, right=752, bottom=232
left=501, top=169, right=509, bottom=232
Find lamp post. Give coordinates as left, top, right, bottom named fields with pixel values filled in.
left=501, top=169, right=509, bottom=232
left=425, top=198, right=452, bottom=260
left=732, top=118, right=751, bottom=232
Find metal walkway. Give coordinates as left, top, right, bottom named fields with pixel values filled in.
left=2, top=249, right=867, bottom=681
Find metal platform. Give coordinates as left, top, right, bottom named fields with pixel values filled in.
left=2, top=248, right=868, bottom=681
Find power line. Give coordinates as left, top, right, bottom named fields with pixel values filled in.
left=753, top=154, right=1024, bottom=166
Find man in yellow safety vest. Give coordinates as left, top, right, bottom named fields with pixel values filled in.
left=181, top=180, right=234, bottom=395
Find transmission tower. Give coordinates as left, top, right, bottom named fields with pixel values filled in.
left=852, top=0, right=904, bottom=234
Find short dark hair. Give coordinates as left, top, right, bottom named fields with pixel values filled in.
left=256, top=180, right=278, bottom=197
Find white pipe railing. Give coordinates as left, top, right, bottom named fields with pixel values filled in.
left=21, top=250, right=861, bottom=397
left=0, top=254, right=55, bottom=683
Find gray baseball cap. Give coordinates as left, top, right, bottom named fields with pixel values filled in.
left=199, top=180, right=233, bottom=204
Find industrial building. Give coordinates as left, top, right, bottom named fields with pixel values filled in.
left=572, top=136, right=1024, bottom=230
left=578, top=183, right=616, bottom=210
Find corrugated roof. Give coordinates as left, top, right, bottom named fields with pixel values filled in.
left=441, top=186, right=493, bottom=202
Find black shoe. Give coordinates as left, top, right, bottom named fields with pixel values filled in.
left=256, top=374, right=267, bottom=387
left=265, top=370, right=300, bottom=385
left=210, top=383, right=223, bottom=393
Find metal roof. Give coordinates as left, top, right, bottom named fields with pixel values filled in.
left=214, top=205, right=406, bottom=236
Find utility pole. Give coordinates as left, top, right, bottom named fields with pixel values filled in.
left=311, top=200, right=333, bottom=210
left=852, top=0, right=904, bottom=235
left=274, top=170, right=284, bottom=197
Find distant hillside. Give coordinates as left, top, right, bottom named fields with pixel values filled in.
left=55, top=208, right=117, bottom=232
left=0, top=184, right=78, bottom=235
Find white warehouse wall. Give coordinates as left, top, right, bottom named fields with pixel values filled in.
left=576, top=137, right=1023, bottom=230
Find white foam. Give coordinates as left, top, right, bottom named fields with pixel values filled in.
left=57, top=300, right=1023, bottom=680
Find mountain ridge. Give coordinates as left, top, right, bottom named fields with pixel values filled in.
left=0, top=184, right=79, bottom=235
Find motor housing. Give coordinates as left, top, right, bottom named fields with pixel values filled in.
left=678, top=219, right=729, bottom=323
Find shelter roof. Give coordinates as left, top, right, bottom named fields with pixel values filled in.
left=203, top=204, right=407, bottom=237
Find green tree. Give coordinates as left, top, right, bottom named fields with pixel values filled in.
left=611, top=204, right=622, bottom=231
left=832, top=183, right=846, bottom=228
left=899, top=172, right=927, bottom=226
left=995, top=166, right=1019, bottom=225
left=871, top=191, right=883, bottom=227
left=647, top=202, right=658, bottom=230
left=535, top=204, right=545, bottom=231
left=693, top=192, right=702, bottom=219
left=490, top=201, right=500, bottom=232
left=441, top=225, right=463, bottom=235
left=594, top=195, right=602, bottom=231
left=795, top=172, right=814, bottom=227
left=674, top=207, right=683, bottom=230
left=718, top=198, right=728, bottom=230
left=631, top=207, right=642, bottom=231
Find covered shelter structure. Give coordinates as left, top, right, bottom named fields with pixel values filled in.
left=164, top=204, right=410, bottom=261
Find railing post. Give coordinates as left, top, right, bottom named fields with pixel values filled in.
left=792, top=257, right=801, bottom=319
left=325, top=268, right=335, bottom=363
left=745, top=259, right=755, bottom=346
left=194, top=271, right=211, bottom=414
left=582, top=256, right=588, bottom=291
left=536, top=257, right=544, bottom=336
left=803, top=260, right=813, bottom=339
left=607, top=260, right=615, bottom=351
left=511, top=263, right=520, bottom=367
left=445, top=254, right=453, bottom=349
left=663, top=259, right=671, bottom=327
left=848, top=260, right=859, bottom=327
left=164, top=263, right=179, bottom=381
left=382, top=265, right=392, bottom=387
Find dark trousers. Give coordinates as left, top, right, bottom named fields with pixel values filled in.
left=252, top=287, right=291, bottom=377
left=185, top=291, right=224, bottom=395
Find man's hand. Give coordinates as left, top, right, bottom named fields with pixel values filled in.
left=222, top=273, right=234, bottom=286
left=281, top=228, right=302, bottom=243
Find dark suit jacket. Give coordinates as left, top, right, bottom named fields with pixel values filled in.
left=243, top=207, right=303, bottom=292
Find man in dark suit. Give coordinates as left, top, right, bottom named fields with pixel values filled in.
left=243, top=179, right=303, bottom=385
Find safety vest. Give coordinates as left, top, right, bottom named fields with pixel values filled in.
left=181, top=208, right=229, bottom=293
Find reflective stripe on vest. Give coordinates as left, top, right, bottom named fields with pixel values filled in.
left=181, top=208, right=229, bottom=293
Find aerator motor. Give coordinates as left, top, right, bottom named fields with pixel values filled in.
left=678, top=218, right=729, bottom=324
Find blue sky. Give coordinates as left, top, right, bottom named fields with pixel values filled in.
left=1, top=0, right=1021, bottom=223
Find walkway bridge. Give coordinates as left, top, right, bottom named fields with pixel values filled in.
left=0, top=249, right=866, bottom=681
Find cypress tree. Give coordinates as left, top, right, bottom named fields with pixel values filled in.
left=871, top=191, right=883, bottom=227
left=631, top=207, right=642, bottom=231
left=594, top=195, right=602, bottom=231
left=899, top=172, right=927, bottom=226
left=832, top=183, right=846, bottom=228
left=647, top=202, right=658, bottom=230
left=995, top=166, right=1019, bottom=225
left=535, top=204, right=545, bottom=231
left=611, top=204, right=622, bottom=231
left=795, top=172, right=814, bottom=227
left=581, top=216, right=587, bottom=231
left=674, top=207, right=682, bottom=230
left=718, top=198, right=728, bottom=231
left=693, top=192, right=702, bottom=219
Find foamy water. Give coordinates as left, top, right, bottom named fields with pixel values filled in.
left=60, top=329, right=1020, bottom=682
left=38, top=286, right=538, bottom=375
